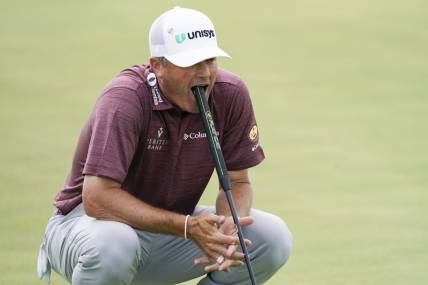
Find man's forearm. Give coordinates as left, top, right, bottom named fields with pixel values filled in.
left=215, top=181, right=253, bottom=217
left=83, top=176, right=186, bottom=237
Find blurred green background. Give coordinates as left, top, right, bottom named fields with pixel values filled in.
left=1, top=0, right=427, bottom=284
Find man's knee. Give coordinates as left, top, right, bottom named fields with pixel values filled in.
left=265, top=217, right=292, bottom=269
left=94, top=222, right=141, bottom=274
left=72, top=220, right=141, bottom=285
left=248, top=211, right=292, bottom=271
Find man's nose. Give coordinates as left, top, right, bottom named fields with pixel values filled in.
left=195, top=60, right=211, bottom=77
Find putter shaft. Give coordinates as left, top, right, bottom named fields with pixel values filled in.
left=192, top=86, right=257, bottom=285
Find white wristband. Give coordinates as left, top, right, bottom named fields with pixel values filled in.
left=184, top=214, right=190, bottom=240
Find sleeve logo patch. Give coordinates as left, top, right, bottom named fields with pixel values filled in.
left=248, top=125, right=258, bottom=141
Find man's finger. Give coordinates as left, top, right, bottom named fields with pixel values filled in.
left=228, top=237, right=252, bottom=248
left=201, top=256, right=246, bottom=272
left=204, top=214, right=226, bottom=226
left=226, top=244, right=237, bottom=257
left=204, top=263, right=219, bottom=272
left=194, top=256, right=209, bottom=265
left=238, top=216, right=254, bottom=227
left=219, top=259, right=244, bottom=271
left=231, top=251, right=245, bottom=260
left=215, top=233, right=240, bottom=246
left=244, top=238, right=253, bottom=247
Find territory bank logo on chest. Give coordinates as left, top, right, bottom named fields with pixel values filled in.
left=147, top=127, right=168, bottom=151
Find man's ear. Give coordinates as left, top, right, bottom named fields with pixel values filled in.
left=150, top=57, right=162, bottom=73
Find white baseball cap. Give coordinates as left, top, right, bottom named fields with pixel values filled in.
left=149, top=7, right=230, bottom=67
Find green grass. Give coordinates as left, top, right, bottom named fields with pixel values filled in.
left=1, top=0, right=427, bottom=284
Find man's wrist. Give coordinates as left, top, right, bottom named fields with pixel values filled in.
left=184, top=215, right=190, bottom=240
left=185, top=215, right=198, bottom=240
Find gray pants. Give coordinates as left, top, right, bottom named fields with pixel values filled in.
left=37, top=204, right=292, bottom=285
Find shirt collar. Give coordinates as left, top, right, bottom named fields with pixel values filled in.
left=150, top=87, right=175, bottom=111
left=143, top=66, right=175, bottom=111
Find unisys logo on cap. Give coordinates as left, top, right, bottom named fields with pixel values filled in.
left=175, top=29, right=216, bottom=44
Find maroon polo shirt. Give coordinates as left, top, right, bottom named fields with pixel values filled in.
left=54, top=65, right=264, bottom=215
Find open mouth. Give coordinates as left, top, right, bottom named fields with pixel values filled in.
left=192, top=84, right=208, bottom=89
left=191, top=85, right=208, bottom=93
left=190, top=85, right=209, bottom=99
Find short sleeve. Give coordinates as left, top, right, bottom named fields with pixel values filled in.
left=221, top=80, right=265, bottom=170
left=83, top=87, right=143, bottom=183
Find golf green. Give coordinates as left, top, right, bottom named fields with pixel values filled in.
left=1, top=1, right=427, bottom=284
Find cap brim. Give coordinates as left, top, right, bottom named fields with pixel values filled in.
left=165, top=47, right=231, bottom=68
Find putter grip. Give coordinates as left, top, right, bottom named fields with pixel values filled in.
left=191, top=86, right=231, bottom=191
